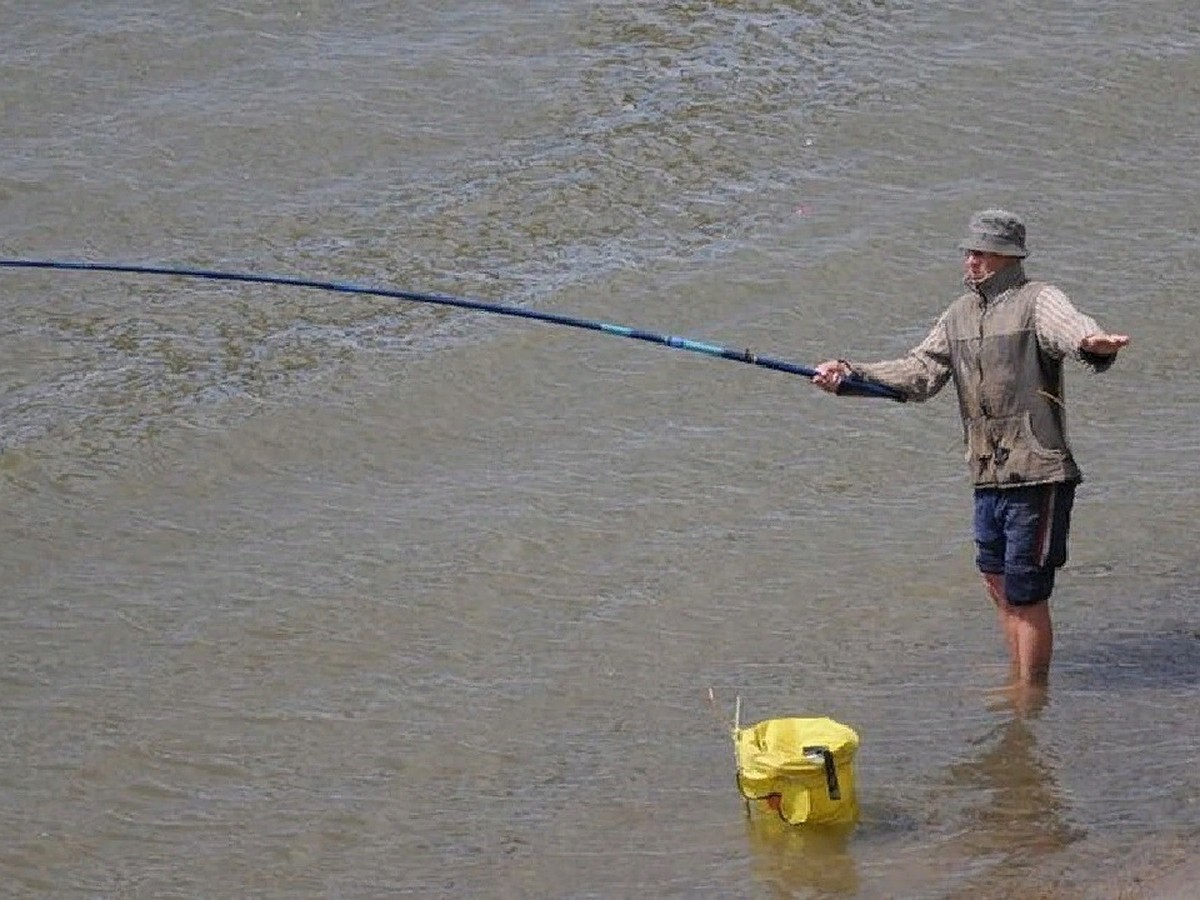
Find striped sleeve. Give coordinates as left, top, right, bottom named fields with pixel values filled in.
left=1033, top=284, right=1101, bottom=361
left=851, top=311, right=954, bottom=402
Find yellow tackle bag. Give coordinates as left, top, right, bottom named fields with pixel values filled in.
left=734, top=716, right=860, bottom=826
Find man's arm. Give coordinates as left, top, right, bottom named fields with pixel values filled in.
left=813, top=312, right=953, bottom=401
left=1035, top=285, right=1130, bottom=369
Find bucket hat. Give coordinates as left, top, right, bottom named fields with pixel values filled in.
left=957, top=209, right=1028, bottom=257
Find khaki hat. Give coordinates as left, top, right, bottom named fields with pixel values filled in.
left=957, top=209, right=1028, bottom=257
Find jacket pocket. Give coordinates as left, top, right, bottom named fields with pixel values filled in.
left=993, top=414, right=1065, bottom=483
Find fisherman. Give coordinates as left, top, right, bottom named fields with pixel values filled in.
left=812, top=210, right=1129, bottom=690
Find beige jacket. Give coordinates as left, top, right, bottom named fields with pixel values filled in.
left=850, top=263, right=1110, bottom=487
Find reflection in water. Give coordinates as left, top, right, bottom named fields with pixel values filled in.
left=943, top=694, right=1086, bottom=896
left=744, top=812, right=859, bottom=898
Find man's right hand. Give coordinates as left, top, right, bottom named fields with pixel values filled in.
left=812, top=359, right=851, bottom=394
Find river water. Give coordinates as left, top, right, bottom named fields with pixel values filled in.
left=2, top=2, right=1197, bottom=897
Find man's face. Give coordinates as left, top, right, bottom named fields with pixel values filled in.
left=962, top=248, right=1013, bottom=285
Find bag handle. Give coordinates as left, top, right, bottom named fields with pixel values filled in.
left=803, top=745, right=841, bottom=800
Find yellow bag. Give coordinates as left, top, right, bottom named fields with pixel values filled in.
left=735, top=716, right=860, bottom=826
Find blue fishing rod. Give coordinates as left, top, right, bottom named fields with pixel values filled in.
left=0, top=258, right=904, bottom=401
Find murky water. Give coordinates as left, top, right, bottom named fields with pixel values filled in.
left=2, top=1, right=1198, bottom=897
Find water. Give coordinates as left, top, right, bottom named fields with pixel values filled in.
left=2, top=1, right=1198, bottom=897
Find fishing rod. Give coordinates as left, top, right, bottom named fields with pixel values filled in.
left=0, top=258, right=904, bottom=401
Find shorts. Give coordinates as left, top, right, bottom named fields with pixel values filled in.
left=974, top=481, right=1076, bottom=605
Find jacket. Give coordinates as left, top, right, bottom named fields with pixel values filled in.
left=850, top=262, right=1110, bottom=487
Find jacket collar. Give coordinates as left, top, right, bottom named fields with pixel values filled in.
left=968, top=261, right=1028, bottom=305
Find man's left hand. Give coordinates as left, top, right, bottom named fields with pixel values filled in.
left=1080, top=333, right=1130, bottom=356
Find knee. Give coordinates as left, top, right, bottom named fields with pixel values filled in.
left=982, top=573, right=1005, bottom=606
left=1009, top=598, right=1052, bottom=621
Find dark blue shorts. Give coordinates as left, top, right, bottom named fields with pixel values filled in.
left=974, top=482, right=1076, bottom=605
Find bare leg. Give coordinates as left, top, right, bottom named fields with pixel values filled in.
left=983, top=573, right=1019, bottom=681
left=1008, top=600, right=1053, bottom=686
left=982, top=574, right=1053, bottom=686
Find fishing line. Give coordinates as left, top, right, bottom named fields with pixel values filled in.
left=0, top=258, right=904, bottom=401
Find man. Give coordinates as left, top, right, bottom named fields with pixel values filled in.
left=812, top=210, right=1129, bottom=689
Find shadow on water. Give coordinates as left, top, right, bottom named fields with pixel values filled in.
left=1058, top=623, right=1200, bottom=691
